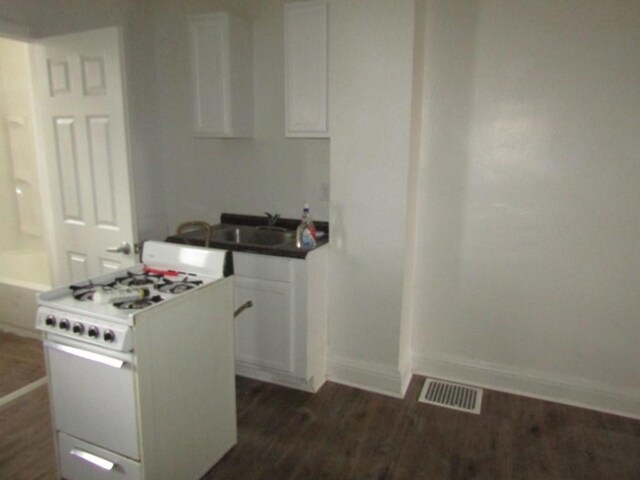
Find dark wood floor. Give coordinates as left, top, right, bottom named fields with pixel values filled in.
left=0, top=332, right=55, bottom=479
left=205, top=376, right=640, bottom=480
left=0, top=331, right=45, bottom=398
left=1, top=331, right=639, bottom=480
left=0, top=384, right=56, bottom=479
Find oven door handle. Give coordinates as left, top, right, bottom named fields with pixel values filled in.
left=70, top=448, right=115, bottom=471
left=44, top=341, right=126, bottom=369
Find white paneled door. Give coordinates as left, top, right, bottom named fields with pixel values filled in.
left=32, top=27, right=136, bottom=285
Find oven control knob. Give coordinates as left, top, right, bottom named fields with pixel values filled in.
left=88, top=326, right=100, bottom=338
left=59, top=319, right=70, bottom=330
left=72, top=323, right=84, bottom=335
left=103, top=330, right=116, bottom=343
left=45, top=315, right=57, bottom=327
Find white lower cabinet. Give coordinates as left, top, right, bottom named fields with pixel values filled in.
left=233, top=247, right=328, bottom=392
left=235, top=277, right=294, bottom=374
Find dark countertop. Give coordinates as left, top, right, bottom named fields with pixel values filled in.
left=165, top=213, right=329, bottom=259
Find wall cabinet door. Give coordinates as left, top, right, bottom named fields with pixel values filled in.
left=234, top=276, right=295, bottom=374
left=188, top=13, right=253, bottom=137
left=284, top=1, right=328, bottom=137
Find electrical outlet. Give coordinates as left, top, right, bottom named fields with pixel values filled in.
left=320, top=182, right=330, bottom=202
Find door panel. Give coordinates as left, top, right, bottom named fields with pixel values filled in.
left=47, top=58, right=71, bottom=96
left=33, top=27, right=136, bottom=285
left=54, top=117, right=83, bottom=222
left=68, top=252, right=89, bottom=281
left=99, top=258, right=122, bottom=274
left=87, top=115, right=118, bottom=227
left=81, top=55, right=108, bottom=95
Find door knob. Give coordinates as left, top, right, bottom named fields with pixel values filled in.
left=106, top=242, right=131, bottom=255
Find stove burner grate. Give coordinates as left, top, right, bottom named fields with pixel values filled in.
left=115, top=271, right=163, bottom=288
left=155, top=278, right=203, bottom=295
left=113, top=295, right=164, bottom=310
left=70, top=281, right=117, bottom=302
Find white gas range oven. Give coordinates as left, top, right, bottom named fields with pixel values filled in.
left=36, top=241, right=238, bottom=480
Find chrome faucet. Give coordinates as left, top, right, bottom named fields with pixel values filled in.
left=265, top=212, right=280, bottom=229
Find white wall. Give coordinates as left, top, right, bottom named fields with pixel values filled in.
left=327, top=0, right=414, bottom=395
left=123, top=1, right=167, bottom=242
left=154, top=0, right=330, bottom=233
left=411, top=0, right=640, bottom=418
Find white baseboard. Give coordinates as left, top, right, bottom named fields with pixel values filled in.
left=413, top=352, right=640, bottom=420
left=327, top=353, right=412, bottom=399
left=235, top=363, right=323, bottom=393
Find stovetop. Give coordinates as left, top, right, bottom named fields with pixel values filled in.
left=38, top=263, right=218, bottom=322
left=37, top=241, right=228, bottom=321
left=36, top=242, right=229, bottom=351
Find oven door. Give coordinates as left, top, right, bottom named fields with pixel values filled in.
left=44, top=336, right=140, bottom=460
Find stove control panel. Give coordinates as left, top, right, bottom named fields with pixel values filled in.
left=36, top=308, right=133, bottom=352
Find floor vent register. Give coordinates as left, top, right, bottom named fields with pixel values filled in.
left=419, top=378, right=483, bottom=415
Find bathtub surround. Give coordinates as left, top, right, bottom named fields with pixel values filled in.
left=0, top=280, right=43, bottom=335
left=0, top=38, right=44, bottom=253
left=0, top=251, right=50, bottom=335
left=0, top=250, right=50, bottom=290
left=0, top=37, right=51, bottom=335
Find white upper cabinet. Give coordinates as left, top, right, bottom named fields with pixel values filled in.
left=284, top=1, right=328, bottom=138
left=188, top=12, right=253, bottom=137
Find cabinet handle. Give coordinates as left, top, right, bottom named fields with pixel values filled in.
left=70, top=448, right=115, bottom=470
left=234, top=300, right=253, bottom=318
left=45, top=341, right=125, bottom=368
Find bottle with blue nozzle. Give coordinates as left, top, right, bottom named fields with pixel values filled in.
left=296, top=203, right=317, bottom=249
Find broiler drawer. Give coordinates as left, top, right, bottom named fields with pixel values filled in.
left=58, top=432, right=142, bottom=480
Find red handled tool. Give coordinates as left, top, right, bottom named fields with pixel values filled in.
left=143, top=266, right=180, bottom=276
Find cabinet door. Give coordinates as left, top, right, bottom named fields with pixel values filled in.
left=234, top=277, right=295, bottom=374
left=189, top=13, right=253, bottom=137
left=189, top=13, right=231, bottom=137
left=284, top=1, right=328, bottom=137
